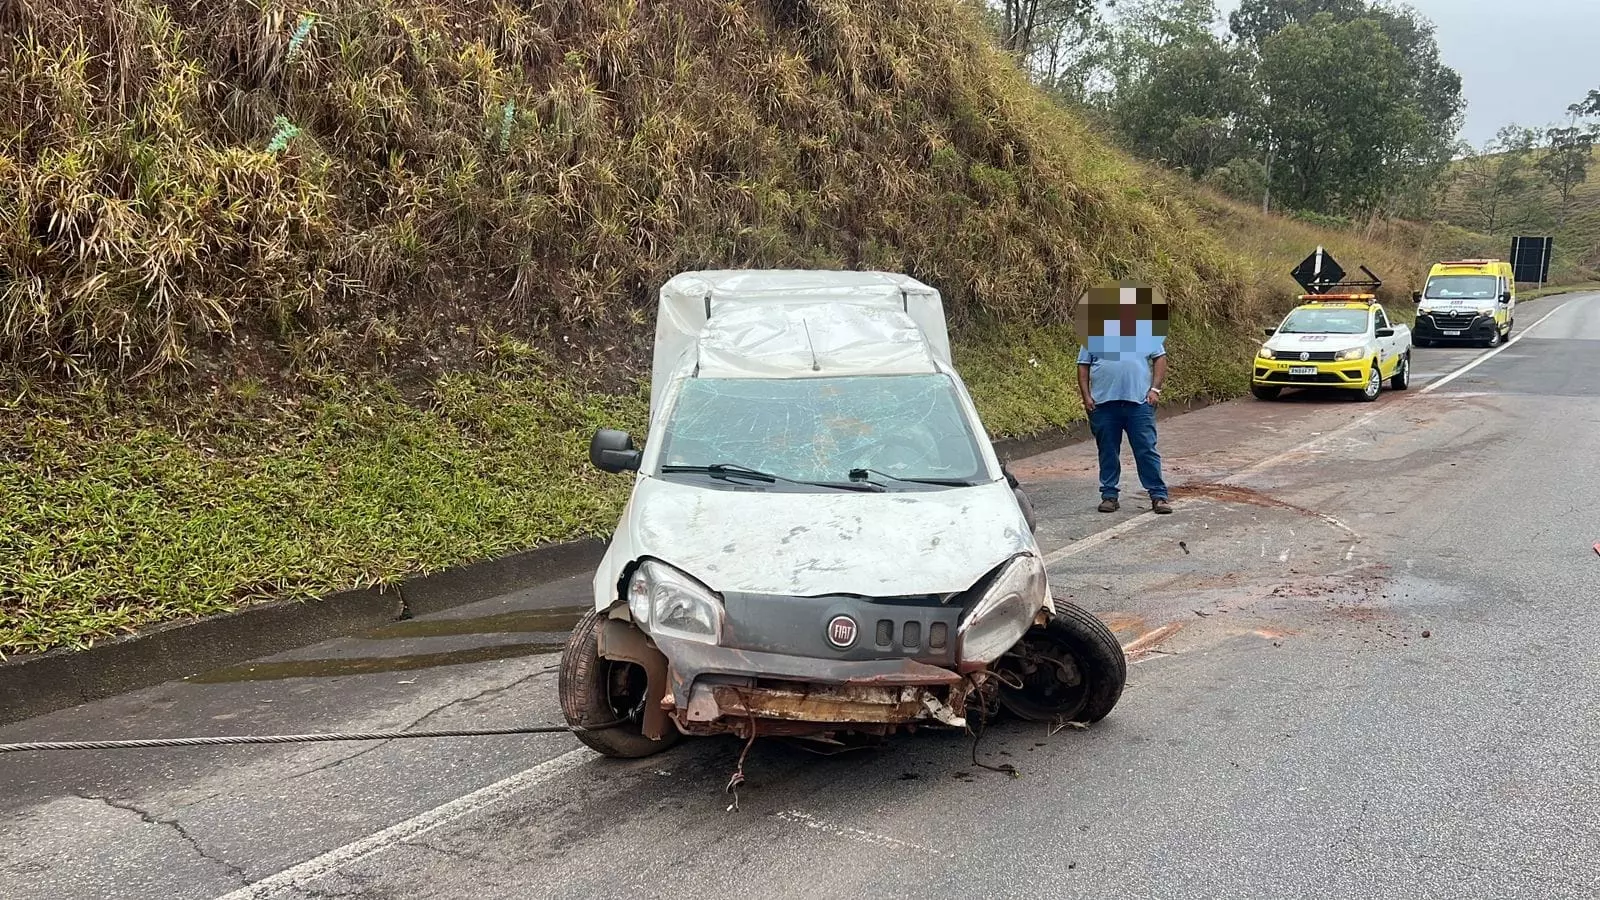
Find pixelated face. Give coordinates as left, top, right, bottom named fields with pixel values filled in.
left=1075, top=282, right=1169, bottom=357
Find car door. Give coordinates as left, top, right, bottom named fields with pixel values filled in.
left=1372, top=306, right=1393, bottom=373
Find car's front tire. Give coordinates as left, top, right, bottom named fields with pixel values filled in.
left=1359, top=363, right=1382, bottom=402
left=1251, top=385, right=1282, bottom=401
left=995, top=602, right=1127, bottom=724
left=559, top=610, right=681, bottom=758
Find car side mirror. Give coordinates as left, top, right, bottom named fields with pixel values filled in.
left=1263, top=327, right=1275, bottom=337
left=1375, top=327, right=1395, bottom=338
left=1411, top=291, right=1422, bottom=304
left=590, top=428, right=641, bottom=473
left=1500, top=291, right=1511, bottom=303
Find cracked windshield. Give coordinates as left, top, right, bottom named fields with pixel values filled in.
left=656, top=374, right=985, bottom=486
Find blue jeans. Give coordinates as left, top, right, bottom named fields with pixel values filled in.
left=1089, top=401, right=1167, bottom=501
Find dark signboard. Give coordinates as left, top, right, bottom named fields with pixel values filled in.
left=1510, top=236, right=1553, bottom=284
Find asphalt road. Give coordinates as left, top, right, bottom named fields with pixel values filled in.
left=3, top=293, right=1597, bottom=900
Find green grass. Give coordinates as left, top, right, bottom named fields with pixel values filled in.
left=0, top=0, right=1459, bottom=655
left=2, top=321, right=1265, bottom=655
left=1518, top=281, right=1600, bottom=301
left=1433, top=147, right=1600, bottom=285
left=0, top=365, right=645, bottom=654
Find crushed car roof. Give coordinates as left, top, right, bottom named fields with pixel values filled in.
left=650, top=270, right=953, bottom=419
left=693, top=302, right=939, bottom=380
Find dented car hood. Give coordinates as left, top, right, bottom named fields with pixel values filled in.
left=608, top=475, right=1034, bottom=598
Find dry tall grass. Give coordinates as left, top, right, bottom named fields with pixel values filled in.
left=1, top=0, right=1268, bottom=378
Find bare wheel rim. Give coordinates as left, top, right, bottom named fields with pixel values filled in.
left=604, top=659, right=648, bottom=720
left=996, top=635, right=1089, bottom=719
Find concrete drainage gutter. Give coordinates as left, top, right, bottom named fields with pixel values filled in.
left=0, top=539, right=607, bottom=727
left=0, top=397, right=1219, bottom=728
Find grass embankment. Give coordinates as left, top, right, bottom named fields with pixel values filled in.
left=0, top=0, right=1433, bottom=653
left=1433, top=147, right=1600, bottom=285
left=1519, top=281, right=1600, bottom=301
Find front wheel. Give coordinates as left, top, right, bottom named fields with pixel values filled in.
left=559, top=610, right=681, bottom=758
left=1251, top=385, right=1282, bottom=401
left=1359, top=363, right=1383, bottom=402
left=995, top=603, right=1127, bottom=724
left=1390, top=353, right=1410, bottom=391
left=1484, top=328, right=1502, bottom=348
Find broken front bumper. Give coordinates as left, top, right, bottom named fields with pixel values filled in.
left=599, top=618, right=970, bottom=739
left=662, top=637, right=970, bottom=736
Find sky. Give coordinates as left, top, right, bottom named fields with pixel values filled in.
left=1212, top=0, right=1598, bottom=148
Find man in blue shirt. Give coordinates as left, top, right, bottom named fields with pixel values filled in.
left=1075, top=286, right=1172, bottom=514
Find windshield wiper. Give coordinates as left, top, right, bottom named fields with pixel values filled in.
left=848, top=467, right=981, bottom=488
left=661, top=464, right=884, bottom=492
left=662, top=463, right=777, bottom=482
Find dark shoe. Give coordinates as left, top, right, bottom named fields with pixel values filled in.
left=1152, top=497, right=1173, bottom=515
left=1098, top=498, right=1119, bottom=513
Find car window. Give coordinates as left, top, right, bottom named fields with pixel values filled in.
left=655, top=374, right=987, bottom=488
left=1278, top=307, right=1368, bottom=334
left=1374, top=307, right=1389, bottom=330
left=1424, top=275, right=1498, bottom=299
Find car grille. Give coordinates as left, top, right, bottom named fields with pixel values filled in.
left=1259, top=370, right=1356, bottom=384
left=1282, top=350, right=1339, bottom=362
left=1426, top=311, right=1482, bottom=330
left=722, top=592, right=959, bottom=664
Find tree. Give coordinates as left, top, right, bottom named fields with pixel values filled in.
left=1575, top=88, right=1600, bottom=118
left=992, top=0, right=1095, bottom=63
left=1108, top=31, right=1255, bottom=176
left=1539, top=124, right=1597, bottom=224
left=1455, top=126, right=1542, bottom=233
left=986, top=0, right=1101, bottom=99
left=1252, top=14, right=1424, bottom=213
left=1228, top=0, right=1365, bottom=46
left=1233, top=1, right=1461, bottom=215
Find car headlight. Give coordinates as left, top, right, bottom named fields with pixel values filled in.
left=627, top=560, right=723, bottom=644
left=957, top=555, right=1047, bottom=667
left=1257, top=346, right=1275, bottom=359
left=1335, top=347, right=1365, bottom=361
left=1478, top=308, right=1496, bottom=317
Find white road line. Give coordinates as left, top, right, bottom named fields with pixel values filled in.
left=215, top=747, right=597, bottom=899
left=1041, top=502, right=1208, bottom=566
left=1418, top=305, right=1563, bottom=394
left=774, top=810, right=950, bottom=858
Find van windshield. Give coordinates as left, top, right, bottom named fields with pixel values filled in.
left=1424, top=275, right=1499, bottom=300
left=655, top=374, right=988, bottom=488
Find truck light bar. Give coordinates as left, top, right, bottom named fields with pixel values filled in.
left=1440, top=259, right=1500, bottom=266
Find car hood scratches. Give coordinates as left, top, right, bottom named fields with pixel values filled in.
left=626, top=476, right=1033, bottom=596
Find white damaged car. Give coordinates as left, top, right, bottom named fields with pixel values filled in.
left=559, top=270, right=1126, bottom=757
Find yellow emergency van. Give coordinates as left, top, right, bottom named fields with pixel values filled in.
left=1411, top=259, right=1516, bottom=348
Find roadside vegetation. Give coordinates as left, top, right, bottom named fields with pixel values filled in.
left=0, top=0, right=1573, bottom=653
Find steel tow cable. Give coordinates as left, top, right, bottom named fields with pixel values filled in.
left=0, top=718, right=632, bottom=753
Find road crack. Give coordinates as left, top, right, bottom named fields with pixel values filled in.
left=78, top=793, right=247, bottom=885
left=286, top=669, right=547, bottom=781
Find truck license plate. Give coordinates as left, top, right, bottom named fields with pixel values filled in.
left=1443, top=330, right=1461, bottom=336
left=1289, top=366, right=1317, bottom=375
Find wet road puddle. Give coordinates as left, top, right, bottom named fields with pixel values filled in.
left=186, top=640, right=566, bottom=683
left=358, top=606, right=588, bottom=640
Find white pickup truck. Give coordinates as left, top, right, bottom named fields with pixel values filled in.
left=1252, top=295, right=1412, bottom=402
